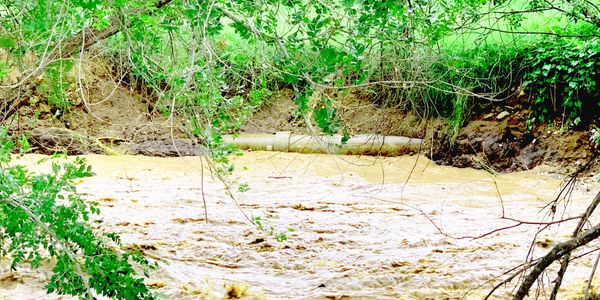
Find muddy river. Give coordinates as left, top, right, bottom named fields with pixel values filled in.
left=1, top=152, right=599, bottom=299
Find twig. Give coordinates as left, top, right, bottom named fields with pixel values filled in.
left=513, top=218, right=600, bottom=299
left=200, top=156, right=209, bottom=223
left=204, top=157, right=255, bottom=225
left=483, top=258, right=541, bottom=299
left=400, top=137, right=424, bottom=202
left=584, top=251, right=600, bottom=300
left=548, top=156, right=598, bottom=300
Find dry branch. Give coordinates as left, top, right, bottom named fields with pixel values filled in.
left=549, top=156, right=598, bottom=299
left=514, top=191, right=600, bottom=299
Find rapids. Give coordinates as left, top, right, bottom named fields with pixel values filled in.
left=1, top=152, right=598, bottom=299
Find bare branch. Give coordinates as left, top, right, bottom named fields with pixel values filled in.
left=514, top=211, right=600, bottom=299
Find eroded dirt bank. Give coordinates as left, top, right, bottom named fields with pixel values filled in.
left=3, top=56, right=594, bottom=173
left=1, top=152, right=599, bottom=299
left=429, top=104, right=597, bottom=173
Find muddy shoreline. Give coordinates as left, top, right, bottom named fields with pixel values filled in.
left=19, top=120, right=597, bottom=176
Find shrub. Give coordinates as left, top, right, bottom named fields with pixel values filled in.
left=523, top=37, right=600, bottom=125
left=0, top=128, right=156, bottom=299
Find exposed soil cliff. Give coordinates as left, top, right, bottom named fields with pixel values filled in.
left=3, top=59, right=596, bottom=174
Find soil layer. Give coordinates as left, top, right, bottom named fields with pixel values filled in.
left=3, top=59, right=596, bottom=173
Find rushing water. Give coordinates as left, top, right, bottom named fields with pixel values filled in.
left=1, top=152, right=599, bottom=299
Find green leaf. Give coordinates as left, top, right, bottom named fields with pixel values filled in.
left=0, top=62, right=9, bottom=80
left=314, top=106, right=343, bottom=135
left=0, top=36, right=16, bottom=49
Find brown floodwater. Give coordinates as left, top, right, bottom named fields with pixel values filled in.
left=1, top=152, right=599, bottom=299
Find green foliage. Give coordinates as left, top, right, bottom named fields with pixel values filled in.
left=0, top=61, right=8, bottom=79
left=523, top=37, right=600, bottom=124
left=434, top=42, right=524, bottom=134
left=1, top=0, right=598, bottom=144
left=0, top=36, right=16, bottom=49
left=251, top=216, right=263, bottom=229
left=248, top=88, right=273, bottom=107
left=251, top=215, right=294, bottom=243
left=448, top=94, right=469, bottom=142
left=0, top=129, right=156, bottom=299
left=314, top=105, right=343, bottom=135
left=268, top=226, right=291, bottom=243
left=237, top=183, right=250, bottom=193
left=1, top=2, right=600, bottom=296
left=39, top=60, right=75, bottom=112
left=592, top=128, right=600, bottom=148
left=3, top=0, right=600, bottom=298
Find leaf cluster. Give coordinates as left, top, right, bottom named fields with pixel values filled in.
left=523, top=37, right=600, bottom=125
left=0, top=128, right=156, bottom=299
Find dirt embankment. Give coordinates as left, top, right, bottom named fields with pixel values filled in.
left=429, top=102, right=597, bottom=174
left=243, top=91, right=597, bottom=174
left=3, top=58, right=596, bottom=173
left=6, top=59, right=198, bottom=156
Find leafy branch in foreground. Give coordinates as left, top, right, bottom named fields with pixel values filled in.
left=0, top=129, right=156, bottom=300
